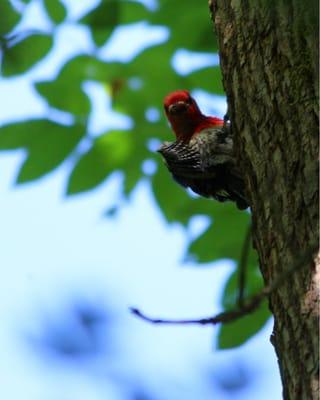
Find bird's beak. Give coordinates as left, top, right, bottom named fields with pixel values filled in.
left=168, top=101, right=188, bottom=114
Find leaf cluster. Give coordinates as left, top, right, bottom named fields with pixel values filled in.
left=0, top=0, right=269, bottom=348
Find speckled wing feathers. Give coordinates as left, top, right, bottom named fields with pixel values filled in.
left=158, top=126, right=249, bottom=209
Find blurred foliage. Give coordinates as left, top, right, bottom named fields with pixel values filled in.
left=0, top=0, right=270, bottom=348
left=28, top=298, right=110, bottom=359
left=2, top=32, right=53, bottom=76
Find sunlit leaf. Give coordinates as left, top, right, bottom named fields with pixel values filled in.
left=1, top=33, right=53, bottom=76
left=35, top=79, right=90, bottom=116
left=127, top=44, right=183, bottom=103
left=111, top=44, right=184, bottom=128
left=67, top=130, right=135, bottom=194
left=55, top=54, right=112, bottom=82
left=0, top=120, right=85, bottom=182
left=34, top=55, right=122, bottom=116
left=187, top=208, right=251, bottom=263
left=120, top=1, right=150, bottom=24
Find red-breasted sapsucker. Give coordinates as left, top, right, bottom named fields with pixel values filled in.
left=158, top=90, right=248, bottom=210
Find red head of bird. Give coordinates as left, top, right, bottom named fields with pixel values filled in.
left=163, top=90, right=224, bottom=143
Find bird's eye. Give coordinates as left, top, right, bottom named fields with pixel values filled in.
left=186, top=97, right=192, bottom=104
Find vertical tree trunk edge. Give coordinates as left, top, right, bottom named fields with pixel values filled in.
left=209, top=1, right=319, bottom=399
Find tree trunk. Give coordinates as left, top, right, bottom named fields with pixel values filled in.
left=209, top=1, right=319, bottom=399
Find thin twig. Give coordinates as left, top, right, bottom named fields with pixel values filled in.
left=131, top=244, right=318, bottom=326
left=130, top=292, right=264, bottom=325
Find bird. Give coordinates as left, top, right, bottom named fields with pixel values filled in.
left=158, top=90, right=248, bottom=210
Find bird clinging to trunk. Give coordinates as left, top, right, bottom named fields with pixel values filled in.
left=158, top=90, right=248, bottom=210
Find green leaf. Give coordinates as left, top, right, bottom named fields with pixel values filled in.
left=35, top=79, right=90, bottom=116
left=67, top=130, right=134, bottom=194
left=34, top=54, right=116, bottom=116
left=222, top=262, right=263, bottom=310
left=111, top=44, right=184, bottom=124
left=0, top=120, right=85, bottom=182
left=152, top=175, right=230, bottom=230
left=187, top=207, right=251, bottom=263
left=0, top=1, right=20, bottom=36
left=120, top=1, right=150, bottom=24
left=151, top=0, right=218, bottom=52
left=217, top=300, right=270, bottom=349
left=216, top=262, right=270, bottom=349
left=151, top=163, right=195, bottom=224
left=1, top=33, right=53, bottom=76
left=186, top=66, right=225, bottom=95
left=80, top=0, right=120, bottom=46
left=44, top=0, right=67, bottom=24
left=52, top=54, right=110, bottom=82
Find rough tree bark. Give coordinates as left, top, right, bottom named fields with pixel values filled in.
left=209, top=1, right=319, bottom=399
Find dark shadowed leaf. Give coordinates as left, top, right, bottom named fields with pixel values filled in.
left=151, top=0, right=218, bottom=51
left=151, top=161, right=226, bottom=226
left=222, top=259, right=262, bottom=310
left=80, top=0, right=120, bottom=46
left=44, top=0, right=67, bottom=24
left=151, top=164, right=196, bottom=224
left=0, top=120, right=84, bottom=182
left=123, top=160, right=142, bottom=196
left=186, top=66, right=225, bottom=95
left=2, top=33, right=53, bottom=76
left=81, top=0, right=151, bottom=47
left=216, top=262, right=271, bottom=348
left=0, top=1, right=20, bottom=36
left=217, top=300, right=270, bottom=349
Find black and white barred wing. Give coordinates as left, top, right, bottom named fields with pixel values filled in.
left=158, top=141, right=203, bottom=177
left=158, top=137, right=248, bottom=210
left=157, top=140, right=226, bottom=199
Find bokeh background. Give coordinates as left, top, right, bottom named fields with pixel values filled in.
left=0, top=1, right=282, bottom=399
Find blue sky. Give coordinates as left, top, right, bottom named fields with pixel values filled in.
left=0, top=1, right=282, bottom=399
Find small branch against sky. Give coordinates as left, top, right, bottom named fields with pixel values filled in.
left=131, top=244, right=318, bottom=326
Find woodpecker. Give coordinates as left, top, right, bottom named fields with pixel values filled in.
left=158, top=90, right=248, bottom=210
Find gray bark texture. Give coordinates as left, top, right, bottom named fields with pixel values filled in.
left=209, top=1, right=319, bottom=399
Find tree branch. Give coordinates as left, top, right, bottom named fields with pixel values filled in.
left=131, top=244, right=318, bottom=326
